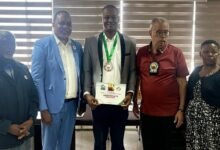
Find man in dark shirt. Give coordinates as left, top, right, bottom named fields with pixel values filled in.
left=0, top=31, right=39, bottom=150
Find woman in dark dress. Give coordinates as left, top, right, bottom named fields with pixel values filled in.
left=186, top=40, right=220, bottom=150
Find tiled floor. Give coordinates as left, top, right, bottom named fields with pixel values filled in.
left=75, top=126, right=143, bottom=150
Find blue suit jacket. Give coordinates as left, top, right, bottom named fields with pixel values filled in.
left=31, top=35, right=83, bottom=113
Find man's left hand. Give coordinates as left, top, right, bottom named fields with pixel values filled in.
left=174, top=110, right=184, bottom=128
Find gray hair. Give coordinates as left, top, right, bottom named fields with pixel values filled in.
left=149, top=17, right=169, bottom=31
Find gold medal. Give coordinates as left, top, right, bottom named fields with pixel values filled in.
left=149, top=61, right=159, bottom=75
left=104, top=62, right=113, bottom=71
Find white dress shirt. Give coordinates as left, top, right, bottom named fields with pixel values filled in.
left=54, top=35, right=78, bottom=99
left=102, top=32, right=121, bottom=84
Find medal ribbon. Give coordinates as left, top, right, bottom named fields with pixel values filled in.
left=103, top=32, right=118, bottom=63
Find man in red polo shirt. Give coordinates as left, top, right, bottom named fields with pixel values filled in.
left=133, top=17, right=189, bottom=150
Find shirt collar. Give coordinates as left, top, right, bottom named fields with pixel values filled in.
left=103, top=32, right=118, bottom=42
left=54, top=35, right=71, bottom=46
left=148, top=41, right=168, bottom=54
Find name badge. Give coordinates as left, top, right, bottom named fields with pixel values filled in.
left=149, top=61, right=159, bottom=75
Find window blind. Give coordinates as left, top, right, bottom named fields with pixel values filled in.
left=1, top=0, right=219, bottom=70
left=0, top=0, right=52, bottom=68
left=123, top=1, right=193, bottom=70
left=195, top=0, right=220, bottom=67
left=53, top=0, right=120, bottom=45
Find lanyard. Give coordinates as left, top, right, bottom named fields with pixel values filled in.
left=102, top=32, right=118, bottom=63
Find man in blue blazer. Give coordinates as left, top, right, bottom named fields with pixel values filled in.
left=31, top=11, right=83, bottom=150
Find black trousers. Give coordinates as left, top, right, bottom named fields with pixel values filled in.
left=140, top=113, right=186, bottom=150
left=92, top=105, right=128, bottom=150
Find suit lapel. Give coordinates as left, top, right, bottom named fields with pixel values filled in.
left=1, top=70, right=16, bottom=86
left=119, top=33, right=125, bottom=73
left=0, top=62, right=16, bottom=86
left=98, top=33, right=103, bottom=72
left=51, top=36, right=65, bottom=73
left=71, top=40, right=80, bottom=78
left=71, top=40, right=81, bottom=95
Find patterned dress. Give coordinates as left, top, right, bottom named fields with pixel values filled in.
left=186, top=80, right=220, bottom=150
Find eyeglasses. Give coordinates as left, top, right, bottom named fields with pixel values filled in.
left=155, top=30, right=169, bottom=37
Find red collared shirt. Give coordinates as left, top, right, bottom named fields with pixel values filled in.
left=137, top=44, right=189, bottom=116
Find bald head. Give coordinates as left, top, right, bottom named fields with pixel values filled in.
left=0, top=31, right=16, bottom=58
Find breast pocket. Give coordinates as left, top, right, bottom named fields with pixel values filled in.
left=159, top=61, right=176, bottom=76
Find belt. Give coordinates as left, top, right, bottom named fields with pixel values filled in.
left=64, top=97, right=78, bottom=103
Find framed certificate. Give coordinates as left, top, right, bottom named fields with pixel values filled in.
left=95, top=82, right=126, bottom=105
